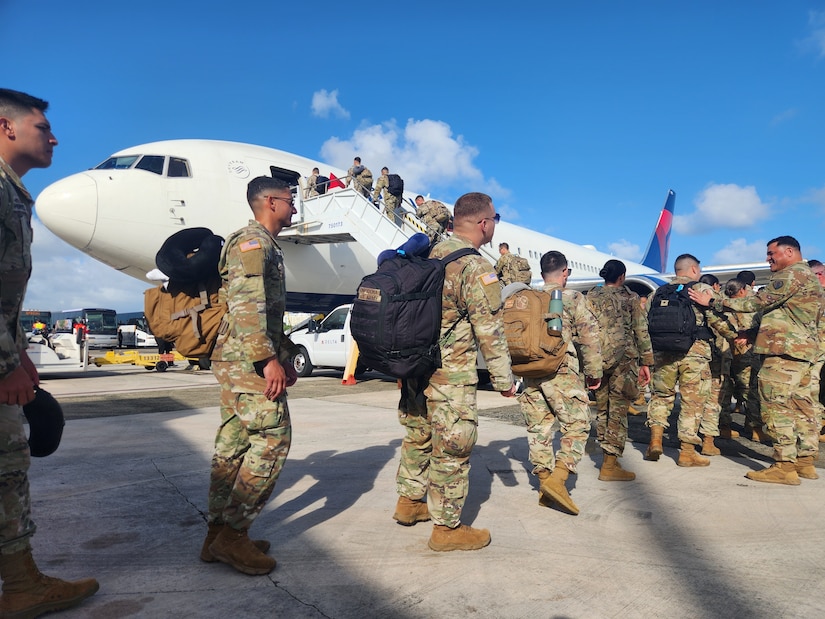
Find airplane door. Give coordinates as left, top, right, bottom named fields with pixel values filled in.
left=312, top=306, right=349, bottom=366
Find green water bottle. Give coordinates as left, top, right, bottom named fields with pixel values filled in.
left=548, top=289, right=563, bottom=332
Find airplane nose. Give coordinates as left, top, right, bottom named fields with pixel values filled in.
left=35, top=172, right=97, bottom=249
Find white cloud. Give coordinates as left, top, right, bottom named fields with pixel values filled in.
left=311, top=89, right=350, bottom=119
left=711, top=238, right=768, bottom=265
left=802, top=185, right=825, bottom=209
left=25, top=219, right=149, bottom=313
left=800, top=10, right=825, bottom=58
left=770, top=107, right=798, bottom=126
left=673, top=183, right=770, bottom=235
left=607, top=239, right=642, bottom=262
left=320, top=118, right=505, bottom=198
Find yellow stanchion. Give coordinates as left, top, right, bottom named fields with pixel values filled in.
left=341, top=338, right=360, bottom=385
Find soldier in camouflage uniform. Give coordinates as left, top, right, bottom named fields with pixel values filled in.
left=690, top=236, right=824, bottom=485
left=719, top=278, right=764, bottom=441
left=0, top=89, right=98, bottom=617
left=415, top=198, right=451, bottom=243
left=495, top=243, right=518, bottom=286
left=809, top=261, right=825, bottom=442
left=304, top=167, right=320, bottom=199
left=646, top=254, right=737, bottom=467
left=587, top=259, right=653, bottom=482
left=519, top=251, right=602, bottom=515
left=372, top=167, right=403, bottom=226
left=346, top=156, right=373, bottom=199
left=423, top=193, right=515, bottom=552
left=202, top=176, right=300, bottom=574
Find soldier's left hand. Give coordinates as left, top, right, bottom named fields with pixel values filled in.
left=262, top=357, right=287, bottom=400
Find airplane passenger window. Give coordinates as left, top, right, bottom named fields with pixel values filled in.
left=135, top=155, right=165, bottom=175
left=168, top=157, right=190, bottom=177
left=94, top=155, right=139, bottom=170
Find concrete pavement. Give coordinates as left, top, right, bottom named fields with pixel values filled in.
left=25, top=367, right=825, bottom=618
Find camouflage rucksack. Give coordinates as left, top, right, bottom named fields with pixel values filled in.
left=587, top=285, right=630, bottom=371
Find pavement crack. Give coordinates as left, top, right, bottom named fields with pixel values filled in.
left=269, top=578, right=332, bottom=618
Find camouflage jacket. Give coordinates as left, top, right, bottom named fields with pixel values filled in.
left=372, top=174, right=388, bottom=201
left=543, top=282, right=603, bottom=380
left=495, top=253, right=531, bottom=286
left=712, top=261, right=823, bottom=361
left=587, top=284, right=654, bottom=370
left=416, top=200, right=450, bottom=225
left=211, top=220, right=298, bottom=367
left=0, top=157, right=33, bottom=378
left=429, top=235, right=513, bottom=390
left=649, top=276, right=736, bottom=359
left=347, top=165, right=372, bottom=189
left=305, top=173, right=319, bottom=198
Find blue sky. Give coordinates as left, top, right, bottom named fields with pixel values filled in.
left=4, top=1, right=825, bottom=312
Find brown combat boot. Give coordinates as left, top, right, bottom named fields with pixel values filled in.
left=795, top=456, right=819, bottom=480
left=645, top=425, right=664, bottom=461
left=598, top=453, right=636, bottom=481
left=200, top=523, right=271, bottom=562
left=392, top=496, right=430, bottom=526
left=0, top=549, right=99, bottom=618
left=719, top=425, right=740, bottom=439
left=208, top=526, right=276, bottom=575
left=537, top=466, right=579, bottom=515
left=745, top=461, right=800, bottom=485
left=745, top=423, right=771, bottom=444
left=677, top=442, right=710, bottom=467
left=701, top=435, right=721, bottom=456
left=428, top=524, right=491, bottom=551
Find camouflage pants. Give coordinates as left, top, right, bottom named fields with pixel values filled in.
left=424, top=383, right=478, bottom=528
left=383, top=194, right=402, bottom=226
left=647, top=351, right=711, bottom=446
left=701, top=352, right=731, bottom=436
left=595, top=358, right=640, bottom=456
left=810, top=359, right=824, bottom=424
left=721, top=353, right=762, bottom=428
left=758, top=356, right=819, bottom=462
left=519, top=371, right=590, bottom=474
left=355, top=180, right=372, bottom=199
left=0, top=404, right=35, bottom=554
left=208, top=361, right=292, bottom=531
left=395, top=376, right=431, bottom=500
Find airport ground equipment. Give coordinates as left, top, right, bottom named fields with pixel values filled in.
left=92, top=350, right=187, bottom=372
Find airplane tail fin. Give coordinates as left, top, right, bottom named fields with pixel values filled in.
left=641, top=189, right=676, bottom=273
left=329, top=173, right=346, bottom=189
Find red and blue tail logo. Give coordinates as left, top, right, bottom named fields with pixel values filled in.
left=641, top=189, right=675, bottom=273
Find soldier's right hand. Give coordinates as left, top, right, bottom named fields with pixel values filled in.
left=262, top=357, right=288, bottom=400
left=0, top=365, right=37, bottom=406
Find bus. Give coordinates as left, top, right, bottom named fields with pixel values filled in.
left=53, top=308, right=119, bottom=349
left=20, top=310, right=52, bottom=334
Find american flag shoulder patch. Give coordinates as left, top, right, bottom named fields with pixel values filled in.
left=480, top=272, right=499, bottom=286
left=239, top=239, right=262, bottom=252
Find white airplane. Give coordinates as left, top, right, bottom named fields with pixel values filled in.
left=34, top=139, right=769, bottom=312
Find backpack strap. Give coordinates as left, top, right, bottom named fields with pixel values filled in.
left=438, top=247, right=482, bottom=340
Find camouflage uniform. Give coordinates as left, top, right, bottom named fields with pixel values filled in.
left=0, top=157, right=36, bottom=554
left=424, top=236, right=513, bottom=528
left=647, top=277, right=736, bottom=445
left=494, top=253, right=516, bottom=286
left=588, top=285, right=653, bottom=456
left=372, top=174, right=402, bottom=225
left=719, top=308, right=762, bottom=429
left=304, top=172, right=319, bottom=199
left=701, top=318, right=735, bottom=437
left=208, top=220, right=299, bottom=531
left=415, top=200, right=450, bottom=243
left=711, top=262, right=823, bottom=462
left=519, top=283, right=602, bottom=473
left=347, top=165, right=373, bottom=199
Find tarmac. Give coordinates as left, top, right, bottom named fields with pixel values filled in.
left=24, top=364, right=825, bottom=618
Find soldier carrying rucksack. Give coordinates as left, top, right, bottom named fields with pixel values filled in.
left=586, top=259, right=653, bottom=482
left=347, top=156, right=373, bottom=199
left=372, top=166, right=404, bottom=226
left=495, top=242, right=531, bottom=286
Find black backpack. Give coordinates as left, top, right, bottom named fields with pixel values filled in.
left=387, top=173, right=404, bottom=197
left=647, top=282, right=712, bottom=353
left=350, top=247, right=479, bottom=378
left=315, top=175, right=329, bottom=194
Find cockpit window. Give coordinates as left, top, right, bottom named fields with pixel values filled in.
left=94, top=155, right=139, bottom=170
left=135, top=155, right=165, bottom=175
left=168, top=157, right=190, bottom=177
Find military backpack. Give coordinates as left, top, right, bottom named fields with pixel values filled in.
left=647, top=282, right=711, bottom=353
left=502, top=286, right=567, bottom=378
left=387, top=173, right=404, bottom=197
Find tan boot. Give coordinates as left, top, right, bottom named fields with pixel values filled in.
left=537, top=466, right=579, bottom=515
left=701, top=435, right=721, bottom=456
left=677, top=443, right=710, bottom=467
left=627, top=405, right=643, bottom=416
left=208, top=526, right=276, bottom=575
left=392, top=496, right=430, bottom=526
left=0, top=549, right=99, bottom=618
left=645, top=425, right=664, bottom=461
left=428, top=524, right=491, bottom=551
left=719, top=425, right=740, bottom=439
left=745, top=423, right=771, bottom=443
left=599, top=453, right=636, bottom=481
left=795, top=456, right=819, bottom=480
left=746, top=461, right=800, bottom=485
left=200, top=523, right=271, bottom=562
